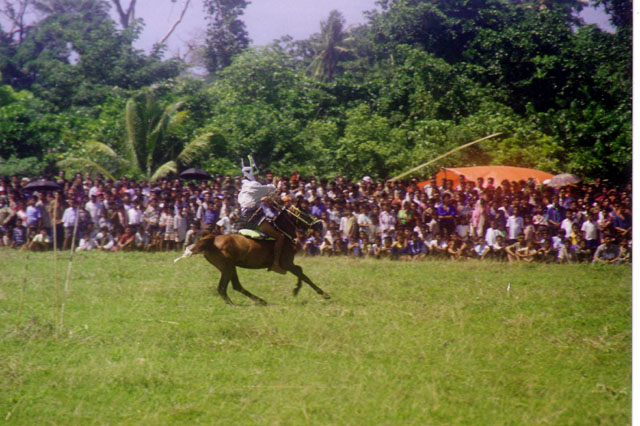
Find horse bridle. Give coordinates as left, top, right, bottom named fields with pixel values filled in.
left=272, top=204, right=321, bottom=242
left=286, top=205, right=322, bottom=229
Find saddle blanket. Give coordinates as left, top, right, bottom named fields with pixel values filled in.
left=238, top=229, right=275, bottom=241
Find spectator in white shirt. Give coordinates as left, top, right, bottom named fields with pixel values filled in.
left=506, top=207, right=524, bottom=244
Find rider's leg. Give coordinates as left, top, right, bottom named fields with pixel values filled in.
left=258, top=221, right=286, bottom=274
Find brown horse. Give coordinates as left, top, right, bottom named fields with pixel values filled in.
left=186, top=205, right=330, bottom=305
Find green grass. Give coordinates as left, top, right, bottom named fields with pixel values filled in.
left=0, top=249, right=631, bottom=425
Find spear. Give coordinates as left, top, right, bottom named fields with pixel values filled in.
left=389, top=133, right=503, bottom=181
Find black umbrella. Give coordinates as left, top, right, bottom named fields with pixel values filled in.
left=179, top=168, right=211, bottom=181
left=23, top=180, right=62, bottom=192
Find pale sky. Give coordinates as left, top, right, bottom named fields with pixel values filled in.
left=134, top=0, right=614, bottom=57
left=0, top=0, right=614, bottom=58
left=137, top=0, right=381, bottom=57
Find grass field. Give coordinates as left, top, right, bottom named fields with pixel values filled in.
left=0, top=249, right=631, bottom=425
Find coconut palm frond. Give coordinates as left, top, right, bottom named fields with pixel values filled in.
left=57, top=157, right=117, bottom=181
left=84, top=140, right=121, bottom=160
left=176, top=133, right=213, bottom=167
left=144, top=90, right=162, bottom=127
left=147, top=101, right=186, bottom=172
left=152, top=101, right=185, bottom=136
left=150, top=161, right=178, bottom=182
left=168, top=110, right=189, bottom=128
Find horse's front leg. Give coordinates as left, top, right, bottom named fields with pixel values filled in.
left=288, top=264, right=330, bottom=299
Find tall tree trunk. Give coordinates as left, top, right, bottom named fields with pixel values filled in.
left=111, top=0, right=137, bottom=29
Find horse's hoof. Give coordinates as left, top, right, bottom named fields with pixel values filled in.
left=322, top=293, right=331, bottom=300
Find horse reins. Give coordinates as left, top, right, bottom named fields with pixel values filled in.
left=273, top=205, right=320, bottom=242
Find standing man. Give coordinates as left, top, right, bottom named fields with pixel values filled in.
left=61, top=199, right=78, bottom=250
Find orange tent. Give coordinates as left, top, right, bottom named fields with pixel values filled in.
left=418, top=166, right=554, bottom=189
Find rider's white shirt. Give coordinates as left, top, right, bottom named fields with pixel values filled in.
left=238, top=180, right=276, bottom=210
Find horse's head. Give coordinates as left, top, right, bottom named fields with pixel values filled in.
left=283, top=205, right=322, bottom=234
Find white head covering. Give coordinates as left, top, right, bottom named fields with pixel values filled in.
left=241, top=156, right=258, bottom=181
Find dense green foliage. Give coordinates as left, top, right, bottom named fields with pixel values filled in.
left=0, top=252, right=631, bottom=423
left=0, top=0, right=631, bottom=182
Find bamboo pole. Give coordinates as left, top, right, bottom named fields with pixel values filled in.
left=388, top=133, right=503, bottom=181
left=16, top=251, right=29, bottom=329
left=52, top=194, right=59, bottom=337
left=60, top=202, right=80, bottom=331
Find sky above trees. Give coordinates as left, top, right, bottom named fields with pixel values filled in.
left=131, top=0, right=613, bottom=56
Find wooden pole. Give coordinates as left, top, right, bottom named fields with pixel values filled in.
left=388, top=133, right=503, bottom=182
left=16, top=251, right=29, bottom=329
left=60, top=202, right=80, bottom=330
left=52, top=194, right=60, bottom=337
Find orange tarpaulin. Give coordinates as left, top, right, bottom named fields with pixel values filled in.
left=418, top=166, right=554, bottom=189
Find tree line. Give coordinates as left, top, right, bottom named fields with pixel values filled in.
left=0, top=0, right=631, bottom=183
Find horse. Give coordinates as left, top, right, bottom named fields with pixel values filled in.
left=182, top=204, right=331, bottom=305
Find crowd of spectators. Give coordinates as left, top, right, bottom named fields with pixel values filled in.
left=0, top=170, right=631, bottom=264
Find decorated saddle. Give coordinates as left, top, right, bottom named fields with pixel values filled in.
left=238, top=229, right=275, bottom=241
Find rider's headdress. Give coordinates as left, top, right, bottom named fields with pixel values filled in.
left=241, top=155, right=259, bottom=181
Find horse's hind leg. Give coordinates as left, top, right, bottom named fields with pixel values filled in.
left=230, top=268, right=267, bottom=306
left=288, top=265, right=330, bottom=299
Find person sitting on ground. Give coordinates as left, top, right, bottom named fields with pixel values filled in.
left=184, top=222, right=198, bottom=248
left=536, top=239, right=556, bottom=263
left=618, top=240, right=630, bottom=263
left=28, top=227, right=51, bottom=251
left=592, top=235, right=621, bottom=264
left=429, top=232, right=449, bottom=259
left=76, top=222, right=98, bottom=251
left=370, top=235, right=382, bottom=258
left=347, top=233, right=362, bottom=257
left=360, top=233, right=375, bottom=258
left=96, top=226, right=116, bottom=251
left=133, top=225, right=148, bottom=250
left=319, top=229, right=335, bottom=256
left=517, top=240, right=538, bottom=263
left=447, top=234, right=468, bottom=261
left=378, top=235, right=395, bottom=259
left=302, top=230, right=321, bottom=256
left=473, top=236, right=490, bottom=260
left=557, top=238, right=576, bottom=263
left=392, top=232, right=410, bottom=260
left=117, top=226, right=136, bottom=251
left=506, top=234, right=526, bottom=262
left=575, top=237, right=592, bottom=263
left=407, top=232, right=427, bottom=261
left=490, top=235, right=507, bottom=261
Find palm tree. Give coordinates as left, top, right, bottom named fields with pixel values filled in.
left=59, top=89, right=211, bottom=180
left=306, top=10, right=352, bottom=82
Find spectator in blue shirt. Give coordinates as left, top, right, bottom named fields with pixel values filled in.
left=437, top=193, right=457, bottom=235
left=202, top=202, right=219, bottom=230
left=25, top=196, right=42, bottom=231
left=407, top=232, right=427, bottom=260
left=310, top=197, right=328, bottom=219
left=545, top=196, right=565, bottom=230
left=12, top=222, right=26, bottom=248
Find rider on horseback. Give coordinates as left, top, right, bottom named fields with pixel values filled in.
left=238, top=156, right=286, bottom=274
